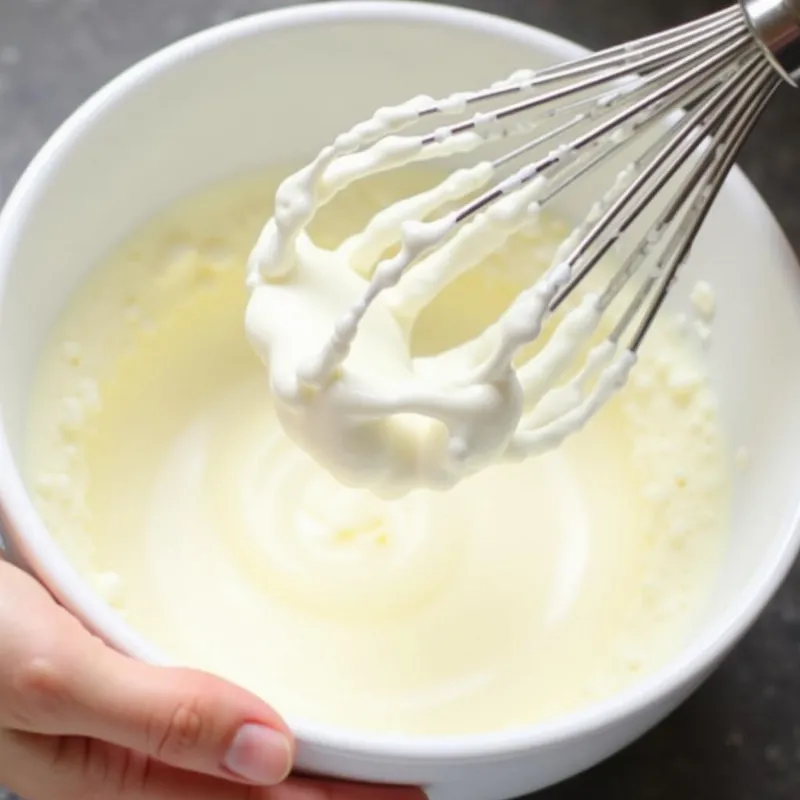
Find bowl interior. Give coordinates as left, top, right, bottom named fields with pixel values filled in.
left=1, top=0, right=800, bottom=753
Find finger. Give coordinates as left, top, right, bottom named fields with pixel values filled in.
left=7, top=634, right=294, bottom=784
left=0, top=560, right=294, bottom=784
left=0, top=729, right=425, bottom=800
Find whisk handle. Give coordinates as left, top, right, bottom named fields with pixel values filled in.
left=742, top=0, right=800, bottom=84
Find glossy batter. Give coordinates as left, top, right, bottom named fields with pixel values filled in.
left=25, top=170, right=729, bottom=736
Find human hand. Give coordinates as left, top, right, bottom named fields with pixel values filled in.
left=0, top=556, right=424, bottom=800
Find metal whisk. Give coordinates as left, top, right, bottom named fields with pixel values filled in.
left=249, top=0, right=800, bottom=490
left=393, top=0, right=800, bottom=355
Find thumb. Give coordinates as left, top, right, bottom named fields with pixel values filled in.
left=15, top=630, right=294, bottom=786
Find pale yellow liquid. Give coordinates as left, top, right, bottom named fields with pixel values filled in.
left=25, top=171, right=729, bottom=736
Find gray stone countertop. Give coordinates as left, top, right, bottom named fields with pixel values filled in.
left=0, top=1, right=798, bottom=798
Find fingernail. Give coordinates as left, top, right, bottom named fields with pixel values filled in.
left=224, top=723, right=292, bottom=785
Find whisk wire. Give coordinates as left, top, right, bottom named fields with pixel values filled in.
left=450, top=31, right=753, bottom=232
left=626, top=72, right=780, bottom=350
left=416, top=7, right=743, bottom=116
left=552, top=52, right=770, bottom=316
left=423, top=18, right=751, bottom=155
left=607, top=62, right=776, bottom=337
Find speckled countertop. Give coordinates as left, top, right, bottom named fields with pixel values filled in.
left=0, top=1, right=799, bottom=799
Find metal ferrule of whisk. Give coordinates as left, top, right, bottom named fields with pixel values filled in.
left=743, top=0, right=800, bottom=84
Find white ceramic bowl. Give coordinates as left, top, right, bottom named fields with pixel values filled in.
left=1, top=3, right=800, bottom=800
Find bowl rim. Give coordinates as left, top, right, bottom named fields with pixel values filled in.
left=1, top=0, right=799, bottom=763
